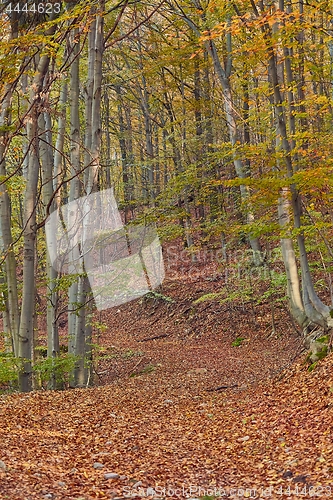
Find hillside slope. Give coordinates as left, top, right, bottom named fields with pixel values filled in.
left=1, top=247, right=331, bottom=500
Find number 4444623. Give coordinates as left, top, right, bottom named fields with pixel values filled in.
left=4, top=3, right=61, bottom=14
left=274, top=485, right=331, bottom=496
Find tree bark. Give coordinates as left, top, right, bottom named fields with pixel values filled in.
left=19, top=53, right=51, bottom=392
left=263, top=1, right=332, bottom=329
left=0, top=85, right=20, bottom=357
left=68, top=27, right=81, bottom=359
left=39, top=110, right=61, bottom=389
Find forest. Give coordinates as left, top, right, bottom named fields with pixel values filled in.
left=1, top=0, right=333, bottom=497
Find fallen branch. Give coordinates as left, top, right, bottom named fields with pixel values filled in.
left=137, top=334, right=168, bottom=342
left=206, top=384, right=238, bottom=392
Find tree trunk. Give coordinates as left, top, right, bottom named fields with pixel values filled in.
left=68, top=27, right=81, bottom=359
left=39, top=110, right=60, bottom=389
left=71, top=12, right=104, bottom=388
left=264, top=2, right=332, bottom=329
left=0, top=85, right=20, bottom=357
left=19, top=53, right=51, bottom=392
left=278, top=189, right=307, bottom=327
left=115, top=85, right=131, bottom=223
left=53, top=77, right=67, bottom=206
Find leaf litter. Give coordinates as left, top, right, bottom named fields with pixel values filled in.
left=1, top=245, right=332, bottom=500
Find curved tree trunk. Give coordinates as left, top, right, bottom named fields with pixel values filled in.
left=262, top=1, right=332, bottom=331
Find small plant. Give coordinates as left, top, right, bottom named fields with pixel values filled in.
left=34, top=345, right=48, bottom=358
left=141, top=363, right=156, bottom=373
left=193, top=292, right=223, bottom=304
left=307, top=334, right=330, bottom=368
left=316, top=335, right=329, bottom=344
left=0, top=351, right=21, bottom=390
left=143, top=291, right=174, bottom=303
left=194, top=287, right=253, bottom=306
left=130, top=363, right=157, bottom=377
left=94, top=346, right=144, bottom=360
left=232, top=337, right=245, bottom=347
left=88, top=319, right=108, bottom=334
left=122, top=348, right=144, bottom=359
left=33, top=353, right=79, bottom=390
left=308, top=362, right=318, bottom=372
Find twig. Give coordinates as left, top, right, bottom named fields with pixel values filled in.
left=206, top=384, right=238, bottom=392
left=137, top=334, right=168, bottom=342
left=130, top=357, right=146, bottom=374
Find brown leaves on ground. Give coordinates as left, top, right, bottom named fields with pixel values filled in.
left=1, top=252, right=332, bottom=499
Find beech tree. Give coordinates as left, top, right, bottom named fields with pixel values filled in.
left=252, top=0, right=333, bottom=331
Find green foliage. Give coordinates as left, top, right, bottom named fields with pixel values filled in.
left=33, top=353, right=79, bottom=390
left=121, top=349, right=144, bottom=359
left=307, top=339, right=329, bottom=372
left=308, top=362, right=318, bottom=372
left=53, top=274, right=87, bottom=293
left=34, top=345, right=48, bottom=358
left=0, top=125, right=16, bottom=134
left=317, top=335, right=329, bottom=344
left=232, top=337, right=245, bottom=347
left=316, top=346, right=328, bottom=360
left=219, top=289, right=254, bottom=305
left=306, top=335, right=330, bottom=370
left=258, top=271, right=287, bottom=305
left=157, top=223, right=185, bottom=242
left=87, top=319, right=108, bottom=334
left=90, top=344, right=144, bottom=362
left=130, top=363, right=157, bottom=377
left=139, top=363, right=156, bottom=374
left=143, top=291, right=174, bottom=303
left=193, top=292, right=224, bottom=304
left=0, top=351, right=21, bottom=389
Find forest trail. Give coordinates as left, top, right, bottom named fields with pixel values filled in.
left=1, top=250, right=332, bottom=500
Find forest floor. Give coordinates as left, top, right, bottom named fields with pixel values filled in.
left=1, top=242, right=333, bottom=500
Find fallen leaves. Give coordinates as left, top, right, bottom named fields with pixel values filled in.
left=1, top=255, right=333, bottom=499
left=2, top=353, right=332, bottom=499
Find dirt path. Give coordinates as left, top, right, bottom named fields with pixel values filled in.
left=1, top=255, right=332, bottom=499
